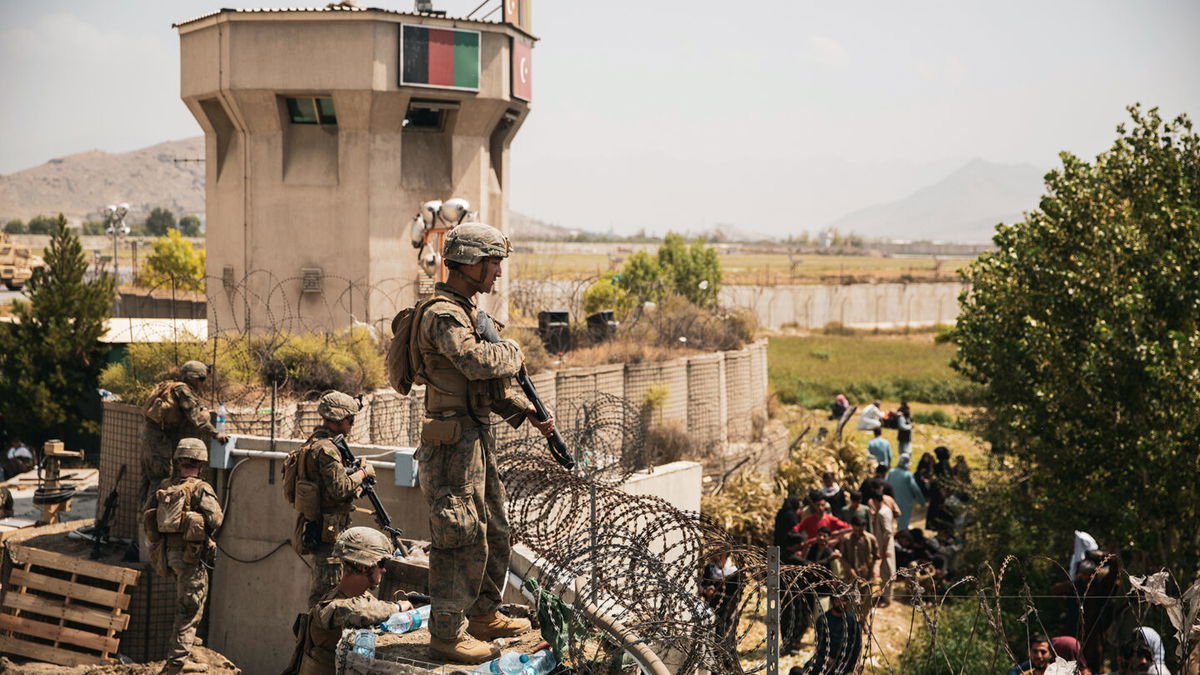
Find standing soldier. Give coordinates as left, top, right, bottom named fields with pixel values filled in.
left=139, top=361, right=227, bottom=507
left=141, top=438, right=223, bottom=675
left=409, top=224, right=555, bottom=663
left=286, top=390, right=375, bottom=606
left=286, top=527, right=414, bottom=675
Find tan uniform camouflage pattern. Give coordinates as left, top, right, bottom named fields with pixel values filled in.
left=298, top=588, right=398, bottom=675
left=141, top=475, right=223, bottom=666
left=414, top=282, right=531, bottom=641
left=140, top=381, right=218, bottom=504
left=296, top=427, right=365, bottom=607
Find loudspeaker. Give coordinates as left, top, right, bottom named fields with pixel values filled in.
left=537, top=310, right=571, bottom=355
left=586, top=310, right=619, bottom=342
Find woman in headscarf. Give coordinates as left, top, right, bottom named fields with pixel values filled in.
left=1050, top=636, right=1090, bottom=674
left=915, top=452, right=936, bottom=497
left=773, top=495, right=802, bottom=548
left=1133, top=626, right=1170, bottom=675
left=830, top=394, right=849, bottom=421
left=885, top=454, right=926, bottom=530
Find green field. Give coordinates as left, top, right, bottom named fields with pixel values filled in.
left=768, top=333, right=978, bottom=408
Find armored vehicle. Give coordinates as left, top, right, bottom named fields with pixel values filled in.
left=0, top=233, right=46, bottom=290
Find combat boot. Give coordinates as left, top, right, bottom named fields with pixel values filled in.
left=429, top=635, right=499, bottom=664
left=467, top=611, right=532, bottom=640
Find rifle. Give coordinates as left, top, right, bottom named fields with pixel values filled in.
left=475, top=311, right=575, bottom=470
left=331, top=434, right=408, bottom=553
left=91, top=464, right=126, bottom=560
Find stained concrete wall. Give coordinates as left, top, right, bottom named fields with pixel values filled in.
left=721, top=282, right=968, bottom=330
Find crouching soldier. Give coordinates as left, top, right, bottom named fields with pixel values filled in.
left=286, top=527, right=413, bottom=675
left=141, top=438, right=223, bottom=675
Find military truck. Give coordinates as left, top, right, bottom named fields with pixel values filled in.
left=0, top=233, right=47, bottom=290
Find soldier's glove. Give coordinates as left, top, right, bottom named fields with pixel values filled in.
left=216, top=433, right=230, bottom=444
left=360, top=463, right=376, bottom=481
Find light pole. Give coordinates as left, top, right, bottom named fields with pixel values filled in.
left=103, top=203, right=130, bottom=281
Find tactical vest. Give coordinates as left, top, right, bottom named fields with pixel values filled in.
left=300, top=432, right=354, bottom=514
left=299, top=592, right=346, bottom=672
left=415, top=298, right=503, bottom=419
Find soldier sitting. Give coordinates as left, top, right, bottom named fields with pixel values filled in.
left=141, top=438, right=223, bottom=675
left=286, top=527, right=413, bottom=675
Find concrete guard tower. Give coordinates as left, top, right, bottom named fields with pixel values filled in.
left=174, top=5, right=535, bottom=334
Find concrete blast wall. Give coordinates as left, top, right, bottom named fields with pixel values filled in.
left=722, top=282, right=968, bottom=330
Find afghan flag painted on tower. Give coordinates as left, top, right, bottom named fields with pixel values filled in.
left=400, top=25, right=480, bottom=91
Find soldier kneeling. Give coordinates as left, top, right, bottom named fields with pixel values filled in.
left=142, top=438, right=223, bottom=674
left=286, top=527, right=413, bottom=675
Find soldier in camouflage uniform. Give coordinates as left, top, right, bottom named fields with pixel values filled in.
left=139, top=361, right=227, bottom=508
left=292, top=391, right=376, bottom=607
left=411, top=223, right=555, bottom=663
left=288, top=527, right=413, bottom=675
left=141, top=438, right=224, bottom=675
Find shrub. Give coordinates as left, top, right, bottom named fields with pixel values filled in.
left=4, top=219, right=26, bottom=234
left=898, top=600, right=1012, bottom=674
left=138, top=229, right=206, bottom=291
left=639, top=421, right=696, bottom=470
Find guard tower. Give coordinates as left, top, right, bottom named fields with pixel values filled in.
left=175, top=6, right=535, bottom=333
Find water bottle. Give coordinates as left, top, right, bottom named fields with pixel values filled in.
left=215, top=402, right=228, bottom=434
left=351, top=629, right=376, bottom=658
left=382, top=604, right=431, bottom=634
left=523, top=649, right=557, bottom=674
left=471, top=652, right=529, bottom=674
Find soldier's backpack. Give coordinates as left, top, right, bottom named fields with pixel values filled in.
left=142, top=381, right=187, bottom=428
left=153, top=478, right=206, bottom=542
left=386, top=297, right=441, bottom=395
left=282, top=445, right=321, bottom=522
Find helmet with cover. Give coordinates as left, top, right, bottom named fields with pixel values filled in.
left=174, top=437, right=208, bottom=463
left=318, top=390, right=362, bottom=422
left=441, top=224, right=511, bottom=266
left=334, top=526, right=392, bottom=567
left=181, top=361, right=208, bottom=380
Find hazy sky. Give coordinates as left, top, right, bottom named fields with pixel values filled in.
left=1, top=0, right=1197, bottom=235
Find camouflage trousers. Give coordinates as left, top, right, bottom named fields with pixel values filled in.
left=139, top=426, right=176, bottom=506
left=417, top=421, right=510, bottom=641
left=307, top=542, right=343, bottom=608
left=165, top=549, right=208, bottom=664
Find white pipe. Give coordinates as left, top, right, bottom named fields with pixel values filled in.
left=227, top=448, right=394, bottom=469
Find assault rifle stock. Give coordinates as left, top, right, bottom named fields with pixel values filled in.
left=475, top=311, right=575, bottom=470
left=331, top=434, right=408, bottom=552
left=90, top=464, right=126, bottom=560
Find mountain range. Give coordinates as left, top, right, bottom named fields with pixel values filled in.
left=0, top=138, right=1046, bottom=243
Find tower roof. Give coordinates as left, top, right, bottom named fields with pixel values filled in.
left=173, top=5, right=535, bottom=40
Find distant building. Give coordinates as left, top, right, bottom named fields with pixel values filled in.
left=175, top=6, right=535, bottom=332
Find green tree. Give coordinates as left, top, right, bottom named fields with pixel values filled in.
left=4, top=219, right=26, bottom=234
left=144, top=207, right=177, bottom=237
left=138, top=229, right=206, bottom=291
left=178, top=214, right=202, bottom=237
left=0, top=215, right=115, bottom=448
left=80, top=220, right=106, bottom=236
left=657, top=232, right=721, bottom=307
left=26, top=215, right=57, bottom=235
left=953, top=105, right=1200, bottom=572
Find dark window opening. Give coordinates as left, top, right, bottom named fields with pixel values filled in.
left=404, top=107, right=443, bottom=129
left=287, top=97, right=337, bottom=125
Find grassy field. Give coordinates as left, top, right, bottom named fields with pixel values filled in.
left=512, top=251, right=970, bottom=285
left=768, top=333, right=977, bottom=409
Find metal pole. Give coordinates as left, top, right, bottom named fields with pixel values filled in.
left=766, top=546, right=780, bottom=675
left=589, top=480, right=598, bottom=605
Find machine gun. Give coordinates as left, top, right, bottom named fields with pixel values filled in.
left=331, top=434, right=407, bottom=552
left=475, top=311, right=575, bottom=470
left=90, top=464, right=126, bottom=560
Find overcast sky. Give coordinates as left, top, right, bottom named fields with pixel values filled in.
left=1, top=0, right=1197, bottom=235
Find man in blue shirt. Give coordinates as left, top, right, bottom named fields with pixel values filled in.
left=866, top=428, right=892, bottom=469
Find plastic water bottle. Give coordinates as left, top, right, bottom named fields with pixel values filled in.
left=522, top=649, right=557, bottom=674
left=215, top=402, right=228, bottom=434
left=351, top=629, right=376, bottom=658
left=382, top=604, right=431, bottom=634
left=471, top=652, right=529, bottom=674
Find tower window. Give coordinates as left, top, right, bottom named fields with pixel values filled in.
left=286, top=97, right=337, bottom=125
left=404, top=99, right=458, bottom=131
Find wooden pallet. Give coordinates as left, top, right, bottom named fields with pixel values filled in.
left=0, top=540, right=140, bottom=666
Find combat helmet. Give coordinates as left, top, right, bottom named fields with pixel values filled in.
left=175, top=437, right=208, bottom=463
left=334, top=526, right=392, bottom=567
left=442, top=224, right=511, bottom=266
left=181, top=361, right=208, bottom=380
left=318, top=390, right=362, bottom=422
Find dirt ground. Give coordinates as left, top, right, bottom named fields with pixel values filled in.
left=0, top=646, right=240, bottom=674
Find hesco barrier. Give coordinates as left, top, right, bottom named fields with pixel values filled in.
left=101, top=340, right=769, bottom=465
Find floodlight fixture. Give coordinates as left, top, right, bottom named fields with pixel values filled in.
left=439, top=198, right=471, bottom=225
left=420, top=200, right=443, bottom=227
left=409, top=215, right=426, bottom=249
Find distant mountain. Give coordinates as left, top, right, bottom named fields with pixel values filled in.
left=0, top=137, right=205, bottom=223
left=827, top=159, right=1046, bottom=243
left=507, top=211, right=580, bottom=240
